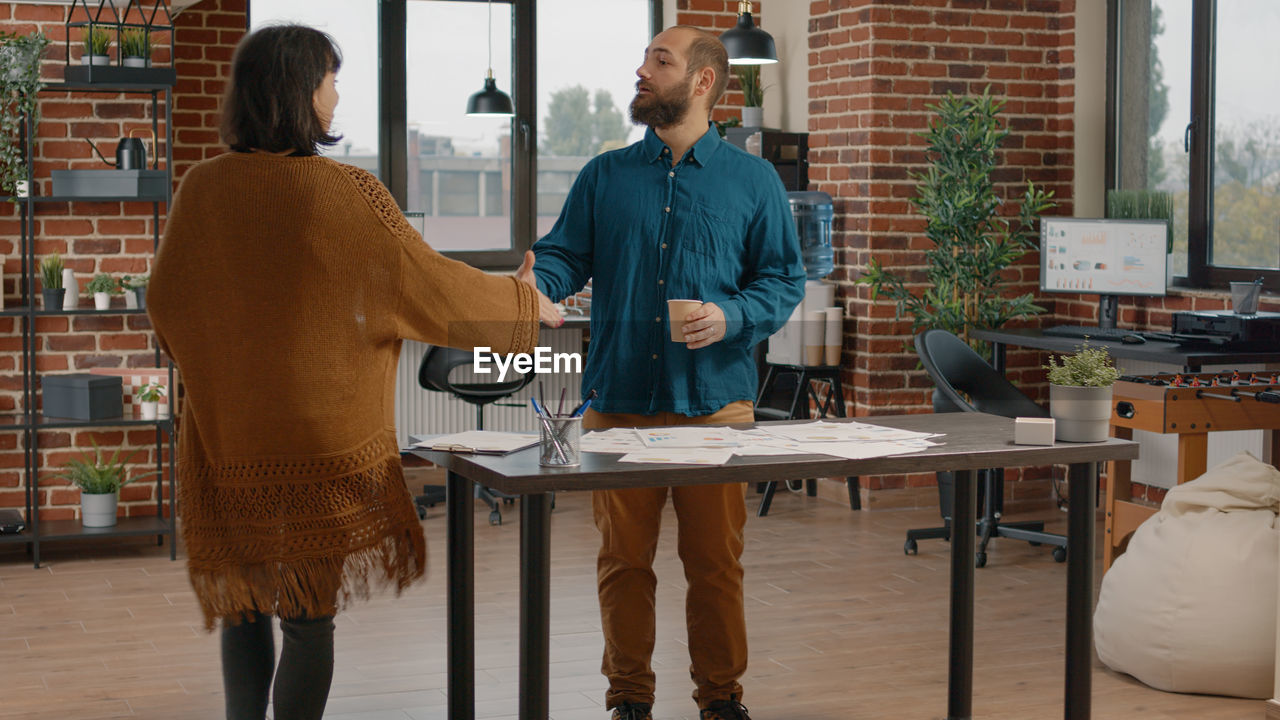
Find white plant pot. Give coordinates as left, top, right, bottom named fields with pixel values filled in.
left=122, top=56, right=149, bottom=68
left=81, top=55, right=110, bottom=66
left=62, top=269, right=79, bottom=310
left=1050, top=384, right=1114, bottom=442
left=140, top=400, right=158, bottom=420
left=741, top=106, right=763, bottom=129
left=93, top=292, right=111, bottom=310
left=80, top=491, right=118, bottom=527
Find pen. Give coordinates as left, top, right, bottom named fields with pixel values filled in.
left=539, top=381, right=547, bottom=413
left=569, top=389, right=598, bottom=418
left=557, top=387, right=567, bottom=417
left=530, top=398, right=569, bottom=462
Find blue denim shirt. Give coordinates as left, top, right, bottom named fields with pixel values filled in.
left=533, top=125, right=805, bottom=416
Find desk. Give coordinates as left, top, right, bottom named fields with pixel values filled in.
left=971, top=327, right=1280, bottom=373
left=416, top=413, right=1137, bottom=720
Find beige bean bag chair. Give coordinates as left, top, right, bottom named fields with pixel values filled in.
left=1094, top=452, right=1280, bottom=699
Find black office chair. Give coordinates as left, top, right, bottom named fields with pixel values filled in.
left=415, top=345, right=535, bottom=525
left=904, top=329, right=1067, bottom=567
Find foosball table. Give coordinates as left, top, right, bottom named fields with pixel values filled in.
left=1105, top=371, right=1280, bottom=568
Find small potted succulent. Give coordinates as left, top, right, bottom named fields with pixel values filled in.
left=81, top=26, right=112, bottom=66
left=121, top=273, right=148, bottom=309
left=119, top=28, right=150, bottom=68
left=1044, top=341, right=1120, bottom=442
left=86, top=272, right=119, bottom=310
left=39, top=253, right=64, bottom=310
left=135, top=381, right=165, bottom=420
left=54, top=440, right=156, bottom=527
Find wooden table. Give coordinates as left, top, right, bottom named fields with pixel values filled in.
left=414, top=413, right=1138, bottom=720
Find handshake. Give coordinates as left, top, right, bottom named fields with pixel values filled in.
left=516, top=251, right=565, bottom=328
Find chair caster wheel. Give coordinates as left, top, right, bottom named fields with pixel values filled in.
left=1052, top=546, right=1067, bottom=563
left=975, top=552, right=987, bottom=568
left=904, top=539, right=918, bottom=555
left=503, top=497, right=515, bottom=505
left=416, top=504, right=427, bottom=520
left=489, top=510, right=502, bottom=526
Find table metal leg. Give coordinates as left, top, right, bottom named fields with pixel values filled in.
left=1065, top=461, right=1097, bottom=720
left=520, top=492, right=553, bottom=720
left=447, top=470, right=475, bottom=720
left=948, top=468, right=977, bottom=720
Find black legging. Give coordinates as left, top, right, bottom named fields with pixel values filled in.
left=221, top=611, right=336, bottom=720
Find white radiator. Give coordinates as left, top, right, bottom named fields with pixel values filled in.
left=393, top=325, right=586, bottom=448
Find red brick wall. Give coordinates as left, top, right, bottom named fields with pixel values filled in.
left=0, top=1, right=245, bottom=524
left=802, top=0, right=1078, bottom=492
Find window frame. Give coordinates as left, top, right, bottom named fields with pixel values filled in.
left=374, top=0, right=661, bottom=270
left=1106, top=0, right=1280, bottom=293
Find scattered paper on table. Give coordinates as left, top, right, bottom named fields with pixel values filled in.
left=766, top=421, right=941, bottom=444
left=581, top=429, right=647, bottom=454
left=618, top=448, right=737, bottom=465
left=635, top=427, right=742, bottom=448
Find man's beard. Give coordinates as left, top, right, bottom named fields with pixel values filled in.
left=629, top=75, right=694, bottom=128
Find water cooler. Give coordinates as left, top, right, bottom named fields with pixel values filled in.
left=767, top=191, right=837, bottom=365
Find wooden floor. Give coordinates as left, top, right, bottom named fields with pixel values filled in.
left=0, top=488, right=1266, bottom=720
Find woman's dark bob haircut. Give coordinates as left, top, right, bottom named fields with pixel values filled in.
left=220, top=24, right=343, bottom=155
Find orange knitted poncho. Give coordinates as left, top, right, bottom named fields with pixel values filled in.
left=148, top=153, right=538, bottom=629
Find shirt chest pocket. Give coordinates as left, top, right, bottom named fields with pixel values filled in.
left=679, top=206, right=745, bottom=261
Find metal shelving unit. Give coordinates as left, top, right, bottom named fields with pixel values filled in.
left=8, top=80, right=176, bottom=567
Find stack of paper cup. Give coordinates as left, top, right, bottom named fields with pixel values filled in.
left=804, top=310, right=825, bottom=365
left=824, top=307, right=842, bottom=365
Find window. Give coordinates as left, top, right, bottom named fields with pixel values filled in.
left=251, top=0, right=659, bottom=268
left=1109, top=0, right=1280, bottom=291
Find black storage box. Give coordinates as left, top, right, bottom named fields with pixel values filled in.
left=42, top=373, right=123, bottom=420
left=51, top=169, right=168, bottom=200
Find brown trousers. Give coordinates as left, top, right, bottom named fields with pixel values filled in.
left=583, top=400, right=754, bottom=709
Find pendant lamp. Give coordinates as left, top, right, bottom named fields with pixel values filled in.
left=719, top=0, right=778, bottom=65
left=466, top=0, right=514, bottom=117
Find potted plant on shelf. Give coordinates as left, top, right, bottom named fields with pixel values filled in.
left=39, top=253, right=64, bottom=310
left=121, top=273, right=148, bottom=309
left=135, top=382, right=165, bottom=420
left=857, top=88, right=1056, bottom=356
left=1044, top=341, right=1120, bottom=442
left=119, top=28, right=150, bottom=68
left=734, top=65, right=764, bottom=129
left=54, top=441, right=155, bottom=528
left=0, top=31, right=50, bottom=199
left=86, top=273, right=119, bottom=310
left=81, top=26, right=112, bottom=66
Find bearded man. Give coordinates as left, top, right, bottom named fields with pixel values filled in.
left=519, top=25, right=804, bottom=720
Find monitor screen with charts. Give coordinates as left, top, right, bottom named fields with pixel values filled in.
left=1040, top=218, right=1168, bottom=297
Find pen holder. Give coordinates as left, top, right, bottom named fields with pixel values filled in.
left=539, top=416, right=583, bottom=468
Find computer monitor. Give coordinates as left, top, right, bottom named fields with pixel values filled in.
left=1039, top=217, right=1168, bottom=329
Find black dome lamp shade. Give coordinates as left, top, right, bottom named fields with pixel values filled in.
left=720, top=0, right=778, bottom=65
left=467, top=70, right=514, bottom=117
left=466, top=0, right=514, bottom=117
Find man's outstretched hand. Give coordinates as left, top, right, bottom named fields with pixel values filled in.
left=518, top=250, right=563, bottom=327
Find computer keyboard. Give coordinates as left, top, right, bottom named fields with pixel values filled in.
left=1041, top=325, right=1137, bottom=341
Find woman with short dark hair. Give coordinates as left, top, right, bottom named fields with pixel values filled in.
left=148, top=24, right=560, bottom=720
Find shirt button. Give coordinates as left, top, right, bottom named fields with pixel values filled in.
left=661, top=243, right=667, bottom=249
left=664, top=207, right=670, bottom=213
left=651, top=354, right=658, bottom=360
left=668, top=171, right=674, bottom=178
left=658, top=279, right=664, bottom=285
left=655, top=317, right=660, bottom=323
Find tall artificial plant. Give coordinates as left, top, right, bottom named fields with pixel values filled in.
left=734, top=65, right=764, bottom=108
left=858, top=88, right=1056, bottom=349
left=0, top=31, right=50, bottom=198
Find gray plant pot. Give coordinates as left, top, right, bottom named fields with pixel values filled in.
left=741, top=106, right=763, bottom=129
left=1049, top=384, right=1114, bottom=442
left=133, top=286, right=146, bottom=310
left=41, top=288, right=65, bottom=310
left=80, top=491, right=118, bottom=527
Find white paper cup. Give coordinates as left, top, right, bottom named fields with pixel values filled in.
left=667, top=299, right=703, bottom=342
left=824, top=306, right=842, bottom=366
left=804, top=310, right=825, bottom=365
